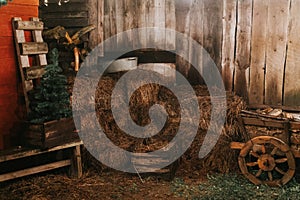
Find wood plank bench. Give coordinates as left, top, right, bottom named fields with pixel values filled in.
left=0, top=141, right=83, bottom=182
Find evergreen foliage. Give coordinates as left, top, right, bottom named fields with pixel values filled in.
left=29, top=48, right=72, bottom=123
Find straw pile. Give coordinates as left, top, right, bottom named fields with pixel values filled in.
left=77, top=70, right=247, bottom=174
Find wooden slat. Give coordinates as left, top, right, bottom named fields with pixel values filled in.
left=290, top=122, right=300, bottom=130
left=203, top=0, right=223, bottom=71
left=70, top=145, right=83, bottom=178
left=0, top=141, right=83, bottom=162
left=23, top=66, right=45, bottom=80
left=147, top=0, right=156, bottom=47
left=221, top=0, right=237, bottom=91
left=284, top=0, right=300, bottom=106
left=41, top=11, right=88, bottom=19
left=13, top=20, right=44, bottom=30
left=175, top=0, right=191, bottom=78
left=188, top=0, right=204, bottom=85
left=123, top=0, right=136, bottom=49
left=136, top=0, right=147, bottom=48
left=154, top=0, right=166, bottom=49
left=115, top=0, right=124, bottom=49
left=104, top=0, right=117, bottom=51
left=165, top=0, right=176, bottom=50
left=265, top=0, right=290, bottom=105
left=242, top=117, right=287, bottom=129
left=0, top=160, right=71, bottom=182
left=43, top=18, right=89, bottom=28
left=248, top=0, right=268, bottom=104
left=234, top=0, right=252, bottom=101
left=20, top=42, right=48, bottom=55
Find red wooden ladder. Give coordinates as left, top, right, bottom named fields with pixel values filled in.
left=12, top=17, right=48, bottom=114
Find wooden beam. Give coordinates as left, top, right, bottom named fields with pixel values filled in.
left=0, top=160, right=71, bottom=182
left=0, top=141, right=83, bottom=163
left=20, top=42, right=48, bottom=55
left=23, top=66, right=45, bottom=80
left=13, top=20, right=44, bottom=30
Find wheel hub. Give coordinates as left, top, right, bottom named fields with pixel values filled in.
left=257, top=154, right=276, bottom=171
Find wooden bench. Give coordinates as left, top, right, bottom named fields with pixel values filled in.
left=0, top=141, right=83, bottom=182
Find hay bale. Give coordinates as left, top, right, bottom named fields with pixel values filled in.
left=81, top=71, right=247, bottom=174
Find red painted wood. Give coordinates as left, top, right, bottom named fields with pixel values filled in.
left=0, top=1, right=38, bottom=150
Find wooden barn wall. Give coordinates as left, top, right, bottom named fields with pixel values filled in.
left=39, top=0, right=300, bottom=107
left=93, top=0, right=300, bottom=106
left=39, top=0, right=89, bottom=30
left=0, top=0, right=39, bottom=150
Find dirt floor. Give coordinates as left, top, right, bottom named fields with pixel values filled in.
left=0, top=165, right=210, bottom=200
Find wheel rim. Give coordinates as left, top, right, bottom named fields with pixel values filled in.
left=239, top=136, right=296, bottom=186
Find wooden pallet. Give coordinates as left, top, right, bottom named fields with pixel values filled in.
left=0, top=141, right=83, bottom=182
left=12, top=17, right=48, bottom=114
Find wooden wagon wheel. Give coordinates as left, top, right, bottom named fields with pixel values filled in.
left=238, top=136, right=296, bottom=186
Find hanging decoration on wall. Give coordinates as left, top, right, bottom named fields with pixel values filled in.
left=0, top=0, right=12, bottom=7
left=43, top=0, right=70, bottom=6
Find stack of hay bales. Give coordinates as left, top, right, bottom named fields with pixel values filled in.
left=76, top=70, right=247, bottom=173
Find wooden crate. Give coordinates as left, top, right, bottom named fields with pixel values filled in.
left=24, top=118, right=80, bottom=149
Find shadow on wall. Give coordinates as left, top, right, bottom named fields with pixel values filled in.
left=284, top=90, right=300, bottom=106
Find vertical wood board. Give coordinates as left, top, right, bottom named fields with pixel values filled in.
left=221, top=0, right=237, bottom=91
left=234, top=0, right=252, bottom=101
left=248, top=0, right=268, bottom=105
left=284, top=0, right=300, bottom=106
left=265, top=0, right=290, bottom=105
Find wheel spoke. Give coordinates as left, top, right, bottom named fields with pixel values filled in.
left=250, top=151, right=260, bottom=158
left=246, top=162, right=258, bottom=167
left=268, top=172, right=273, bottom=181
left=255, top=169, right=263, bottom=177
left=261, top=144, right=266, bottom=154
left=275, top=167, right=285, bottom=175
left=271, top=147, right=278, bottom=155
left=275, top=158, right=288, bottom=163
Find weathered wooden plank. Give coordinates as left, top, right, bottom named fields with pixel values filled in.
left=221, top=0, right=237, bottom=91
left=41, top=2, right=88, bottom=12
left=123, top=0, right=136, bottom=49
left=136, top=0, right=147, bottom=48
left=70, top=145, right=83, bottom=178
left=41, top=11, right=88, bottom=19
left=0, top=141, right=83, bottom=163
left=188, top=0, right=204, bottom=85
left=147, top=0, right=156, bottom=47
left=234, top=0, right=252, bottom=101
left=21, top=42, right=48, bottom=55
left=154, top=0, right=166, bottom=49
left=242, top=117, right=287, bottom=129
left=248, top=0, right=268, bottom=105
left=203, top=0, right=223, bottom=71
left=23, top=66, right=45, bottom=80
left=115, top=0, right=125, bottom=48
left=43, top=18, right=89, bottom=28
left=175, top=0, right=192, bottom=78
left=0, top=160, right=71, bottom=182
left=165, top=0, right=176, bottom=50
left=284, top=0, right=300, bottom=106
left=265, top=0, right=290, bottom=105
left=104, top=0, right=117, bottom=51
left=13, top=20, right=43, bottom=30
